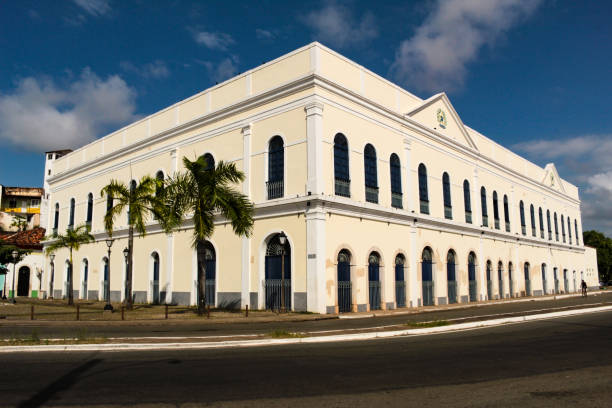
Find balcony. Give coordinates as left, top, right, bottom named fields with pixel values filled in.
left=391, top=192, right=402, bottom=208
left=2, top=207, right=40, bottom=214
left=365, top=186, right=378, bottom=204
left=444, top=205, right=452, bottom=220
left=334, top=178, right=350, bottom=198
left=505, top=221, right=510, bottom=232
left=465, top=211, right=472, bottom=224
left=266, top=180, right=284, bottom=200
left=420, top=200, right=429, bottom=215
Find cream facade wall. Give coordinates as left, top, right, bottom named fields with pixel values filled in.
left=42, top=43, right=597, bottom=312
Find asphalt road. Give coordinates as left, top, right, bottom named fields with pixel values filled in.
left=1, top=292, right=611, bottom=339
left=2, top=310, right=612, bottom=407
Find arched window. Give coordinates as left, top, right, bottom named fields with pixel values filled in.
left=197, top=241, right=217, bottom=307
left=503, top=195, right=510, bottom=232
left=447, top=249, right=457, bottom=304
left=468, top=252, right=477, bottom=302
left=442, top=172, right=452, bottom=219
left=395, top=254, right=406, bottom=307
left=421, top=247, right=433, bottom=306
left=568, top=216, right=572, bottom=244
left=561, top=215, right=566, bottom=242
left=86, top=193, right=93, bottom=230
left=463, top=180, right=472, bottom=223
left=539, top=207, right=544, bottom=238
left=68, top=198, right=75, bottom=230
left=530, top=204, right=536, bottom=236
left=201, top=153, right=215, bottom=171
left=498, top=261, right=504, bottom=298
left=524, top=262, right=530, bottom=284
left=82, top=259, right=89, bottom=299
left=546, top=210, right=552, bottom=240
left=364, top=144, right=378, bottom=203
left=53, top=203, right=59, bottom=236
left=368, top=251, right=381, bottom=310
left=492, top=191, right=500, bottom=229
left=486, top=260, right=493, bottom=300
left=554, top=212, right=559, bottom=241
left=508, top=262, right=514, bottom=297
left=267, top=136, right=284, bottom=199
left=390, top=153, right=402, bottom=208
left=542, top=263, right=548, bottom=294
left=480, top=187, right=488, bottom=226
left=575, top=219, right=579, bottom=245
left=418, top=163, right=429, bottom=214
left=337, top=249, right=351, bottom=313
left=333, top=133, right=350, bottom=197
left=151, top=252, right=160, bottom=304
left=519, top=201, right=526, bottom=235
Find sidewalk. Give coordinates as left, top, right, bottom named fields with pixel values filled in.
left=1, top=291, right=611, bottom=352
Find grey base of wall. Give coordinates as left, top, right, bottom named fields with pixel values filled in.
left=133, top=291, right=147, bottom=304
left=249, top=292, right=258, bottom=309
left=87, top=290, right=99, bottom=301
left=326, top=306, right=336, bottom=314
left=217, top=292, right=241, bottom=309
left=533, top=290, right=543, bottom=296
left=53, top=290, right=61, bottom=299
left=294, top=292, right=307, bottom=312
left=460, top=295, right=468, bottom=303
left=110, top=291, right=121, bottom=302
left=171, top=292, right=190, bottom=306
left=357, top=303, right=367, bottom=312
left=385, top=302, right=394, bottom=310
left=437, top=297, right=447, bottom=305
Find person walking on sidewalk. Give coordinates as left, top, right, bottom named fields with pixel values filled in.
left=581, top=280, right=587, bottom=297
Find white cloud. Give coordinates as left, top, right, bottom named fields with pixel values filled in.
left=391, top=0, right=542, bottom=93
left=197, top=57, right=239, bottom=83
left=255, top=28, right=274, bottom=40
left=192, top=31, right=235, bottom=51
left=513, top=134, right=612, bottom=236
left=120, top=60, right=170, bottom=79
left=72, top=0, right=110, bottom=16
left=0, top=69, right=137, bottom=152
left=301, top=2, right=377, bottom=48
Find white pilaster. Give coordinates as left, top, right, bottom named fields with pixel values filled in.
left=241, top=124, right=252, bottom=308
left=305, top=101, right=324, bottom=195
left=402, top=138, right=413, bottom=212
left=166, top=234, right=174, bottom=304
left=408, top=224, right=418, bottom=307
left=306, top=205, right=326, bottom=313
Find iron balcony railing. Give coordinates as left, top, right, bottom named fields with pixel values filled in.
left=447, top=280, right=457, bottom=304
left=494, top=219, right=500, bottom=229
left=86, top=221, right=92, bottom=232
left=395, top=281, right=406, bottom=307
left=264, top=279, right=291, bottom=311
left=482, top=215, right=488, bottom=227
left=420, top=200, right=429, bottom=215
left=369, top=280, right=381, bottom=310
left=422, top=281, right=434, bottom=306
left=505, top=221, right=510, bottom=232
left=444, top=206, right=452, bottom=220
left=365, top=186, right=379, bottom=204
left=522, top=225, right=527, bottom=235
left=334, top=178, right=350, bottom=198
left=338, top=280, right=352, bottom=313
left=469, top=280, right=478, bottom=302
left=391, top=192, right=403, bottom=209
left=266, top=180, right=284, bottom=199
left=532, top=227, right=536, bottom=236
left=465, top=211, right=472, bottom=224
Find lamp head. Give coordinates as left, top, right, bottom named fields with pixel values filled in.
left=49, top=253, right=55, bottom=262
left=11, top=250, right=18, bottom=260
left=278, top=231, right=287, bottom=246
left=105, top=238, right=114, bottom=248
left=123, top=247, right=129, bottom=260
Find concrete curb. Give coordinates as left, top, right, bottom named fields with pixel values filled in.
left=2, top=304, right=611, bottom=353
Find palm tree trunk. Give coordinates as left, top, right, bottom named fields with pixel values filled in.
left=198, top=261, right=206, bottom=315
left=126, top=225, right=134, bottom=310
left=68, top=248, right=74, bottom=306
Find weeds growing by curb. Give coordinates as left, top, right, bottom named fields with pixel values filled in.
left=268, top=329, right=304, bottom=338
left=404, top=320, right=450, bottom=328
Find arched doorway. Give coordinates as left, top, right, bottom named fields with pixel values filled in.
left=368, top=252, right=381, bottom=310
left=508, top=262, right=514, bottom=298
left=497, top=261, right=504, bottom=299
left=395, top=254, right=406, bottom=308
left=197, top=241, right=216, bottom=307
left=264, top=234, right=291, bottom=310
left=542, top=264, right=548, bottom=294
left=446, top=250, right=457, bottom=304
left=337, top=250, right=352, bottom=313
left=486, top=261, right=493, bottom=300
left=421, top=247, right=434, bottom=306
left=468, top=252, right=477, bottom=302
left=102, top=257, right=110, bottom=302
left=524, top=262, right=531, bottom=296
left=563, top=269, right=569, bottom=293
left=17, top=266, right=30, bottom=296
left=81, top=259, right=88, bottom=300
left=553, top=267, right=559, bottom=294
left=151, top=252, right=160, bottom=304
left=573, top=270, right=576, bottom=292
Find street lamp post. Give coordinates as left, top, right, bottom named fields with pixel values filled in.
left=49, top=253, right=55, bottom=299
left=11, top=250, right=18, bottom=303
left=104, top=238, right=114, bottom=311
left=123, top=247, right=129, bottom=304
left=278, top=231, right=287, bottom=313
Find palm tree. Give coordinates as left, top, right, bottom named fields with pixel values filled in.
left=45, top=224, right=94, bottom=306
left=164, top=155, right=254, bottom=314
left=101, top=175, right=165, bottom=310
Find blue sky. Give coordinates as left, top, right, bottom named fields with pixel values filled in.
left=1, top=0, right=611, bottom=233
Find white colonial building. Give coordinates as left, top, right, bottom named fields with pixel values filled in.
left=41, top=43, right=598, bottom=313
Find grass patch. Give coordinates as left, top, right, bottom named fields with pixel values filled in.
left=405, top=320, right=450, bottom=328
left=267, top=329, right=304, bottom=338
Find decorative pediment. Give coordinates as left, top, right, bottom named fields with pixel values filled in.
left=406, top=93, right=478, bottom=151
left=542, top=163, right=566, bottom=193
